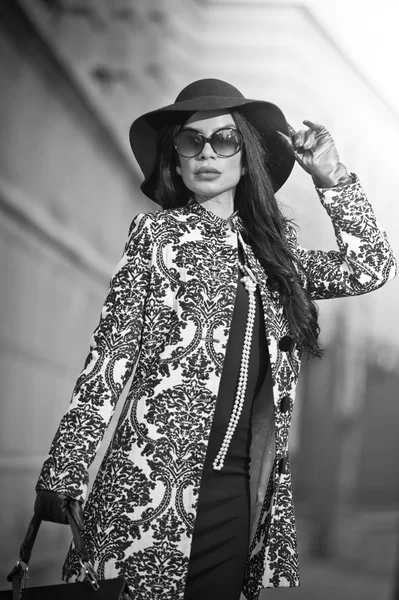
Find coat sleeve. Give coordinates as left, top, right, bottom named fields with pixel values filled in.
left=285, top=174, right=397, bottom=300
left=36, top=213, right=154, bottom=502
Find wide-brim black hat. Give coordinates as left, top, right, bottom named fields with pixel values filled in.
left=129, top=78, right=295, bottom=203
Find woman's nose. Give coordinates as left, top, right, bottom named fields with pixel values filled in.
left=198, top=141, right=217, bottom=159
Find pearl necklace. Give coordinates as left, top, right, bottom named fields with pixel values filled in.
left=213, top=260, right=257, bottom=471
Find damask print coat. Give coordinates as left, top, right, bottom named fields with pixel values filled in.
left=37, top=175, right=396, bottom=599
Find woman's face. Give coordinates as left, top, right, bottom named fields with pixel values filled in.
left=175, top=110, right=246, bottom=202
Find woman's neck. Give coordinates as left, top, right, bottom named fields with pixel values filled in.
left=193, top=191, right=235, bottom=221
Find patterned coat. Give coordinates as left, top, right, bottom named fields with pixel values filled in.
left=37, top=175, right=396, bottom=599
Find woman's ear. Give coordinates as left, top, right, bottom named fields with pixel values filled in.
left=241, top=165, right=248, bottom=175
left=176, top=164, right=182, bottom=176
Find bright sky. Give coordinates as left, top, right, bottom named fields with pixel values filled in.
left=302, top=0, right=399, bottom=113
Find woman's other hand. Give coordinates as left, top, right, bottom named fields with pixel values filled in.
left=34, top=489, right=84, bottom=532
left=278, top=121, right=352, bottom=188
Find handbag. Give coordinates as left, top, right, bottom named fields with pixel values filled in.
left=0, top=509, right=132, bottom=599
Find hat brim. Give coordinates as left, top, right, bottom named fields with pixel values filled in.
left=129, top=96, right=295, bottom=202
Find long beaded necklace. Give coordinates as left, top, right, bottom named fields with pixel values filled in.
left=212, top=258, right=258, bottom=471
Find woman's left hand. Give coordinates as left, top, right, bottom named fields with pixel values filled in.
left=278, top=120, right=352, bottom=188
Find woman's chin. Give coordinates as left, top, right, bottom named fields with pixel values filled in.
left=190, top=183, right=237, bottom=200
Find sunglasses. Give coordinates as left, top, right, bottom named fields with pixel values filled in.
left=174, top=127, right=244, bottom=158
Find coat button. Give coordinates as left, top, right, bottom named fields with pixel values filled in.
left=279, top=335, right=294, bottom=352
left=279, top=396, right=291, bottom=413
left=278, top=456, right=287, bottom=475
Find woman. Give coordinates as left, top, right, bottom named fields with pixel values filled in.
left=34, top=79, right=396, bottom=600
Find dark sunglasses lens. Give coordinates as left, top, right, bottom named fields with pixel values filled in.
left=212, top=129, right=242, bottom=156
left=175, top=130, right=204, bottom=157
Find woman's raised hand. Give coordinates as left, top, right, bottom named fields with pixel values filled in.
left=278, top=120, right=352, bottom=188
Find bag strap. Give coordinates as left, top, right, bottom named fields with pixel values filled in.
left=6, top=510, right=99, bottom=599
left=65, top=511, right=99, bottom=590
left=6, top=514, right=41, bottom=600
left=19, top=514, right=41, bottom=565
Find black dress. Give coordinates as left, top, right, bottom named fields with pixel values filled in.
left=184, top=247, right=269, bottom=600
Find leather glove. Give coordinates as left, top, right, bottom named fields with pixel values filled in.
left=278, top=120, right=352, bottom=188
left=34, top=490, right=84, bottom=532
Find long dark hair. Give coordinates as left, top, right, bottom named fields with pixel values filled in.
left=149, top=111, right=322, bottom=358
